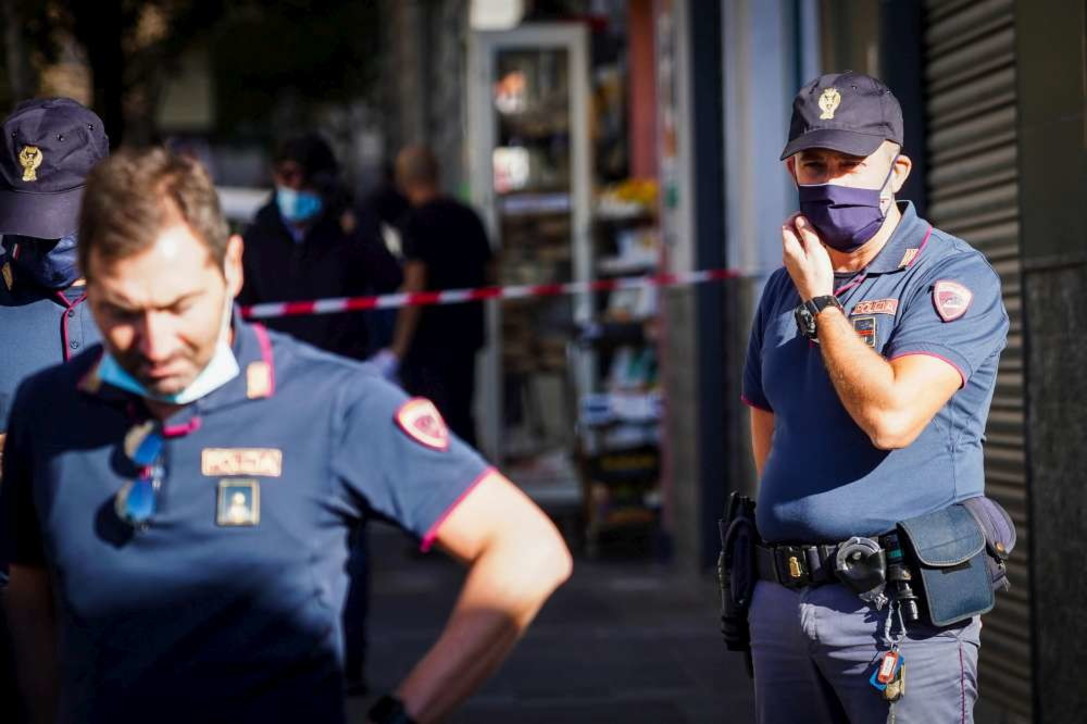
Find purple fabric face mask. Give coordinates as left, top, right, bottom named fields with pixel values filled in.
left=797, top=155, right=899, bottom=253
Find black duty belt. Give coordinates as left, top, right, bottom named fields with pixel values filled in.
left=755, top=542, right=840, bottom=589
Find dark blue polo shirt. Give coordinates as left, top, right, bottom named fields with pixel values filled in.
left=0, top=319, right=491, bottom=723
left=0, top=260, right=98, bottom=432
left=743, top=202, right=1008, bottom=543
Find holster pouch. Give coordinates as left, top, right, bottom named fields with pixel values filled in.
left=897, top=498, right=1014, bottom=627
left=718, top=492, right=757, bottom=655
left=961, top=495, right=1016, bottom=592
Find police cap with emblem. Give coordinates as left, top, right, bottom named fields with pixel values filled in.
left=780, top=71, right=904, bottom=161
left=0, top=97, right=109, bottom=239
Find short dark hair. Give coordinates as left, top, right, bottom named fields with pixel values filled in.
left=273, top=133, right=339, bottom=182
left=78, top=147, right=229, bottom=278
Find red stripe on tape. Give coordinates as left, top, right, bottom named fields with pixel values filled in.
left=282, top=301, right=316, bottom=316
left=241, top=268, right=742, bottom=320
left=345, top=297, right=380, bottom=311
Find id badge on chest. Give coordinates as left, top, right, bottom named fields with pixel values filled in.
left=216, top=479, right=260, bottom=526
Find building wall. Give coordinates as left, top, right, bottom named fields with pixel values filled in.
left=1014, top=1, right=1087, bottom=721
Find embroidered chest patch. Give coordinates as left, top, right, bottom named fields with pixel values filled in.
left=202, top=448, right=283, bottom=477
left=850, top=298, right=899, bottom=316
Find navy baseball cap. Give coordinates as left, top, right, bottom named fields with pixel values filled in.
left=780, top=72, right=904, bottom=160
left=0, top=97, right=109, bottom=239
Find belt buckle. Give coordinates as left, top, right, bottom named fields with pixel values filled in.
left=777, top=546, right=810, bottom=588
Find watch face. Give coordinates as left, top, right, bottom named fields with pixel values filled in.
left=794, top=304, right=816, bottom=339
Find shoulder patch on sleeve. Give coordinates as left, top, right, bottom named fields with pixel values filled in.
left=933, top=280, right=973, bottom=322
left=395, top=397, right=450, bottom=451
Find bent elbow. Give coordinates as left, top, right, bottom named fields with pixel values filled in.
left=867, top=415, right=922, bottom=451
left=545, top=537, right=574, bottom=591
left=530, top=532, right=573, bottom=597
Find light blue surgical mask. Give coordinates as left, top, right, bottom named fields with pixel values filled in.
left=275, top=186, right=323, bottom=224
left=99, top=340, right=240, bottom=405
left=98, top=296, right=240, bottom=405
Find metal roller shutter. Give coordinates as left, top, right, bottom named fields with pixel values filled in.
left=923, top=0, right=1031, bottom=718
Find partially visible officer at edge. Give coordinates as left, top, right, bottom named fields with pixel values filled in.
left=1, top=148, right=572, bottom=724
left=0, top=97, right=108, bottom=721
left=0, top=97, right=108, bottom=446
left=737, top=72, right=1011, bottom=722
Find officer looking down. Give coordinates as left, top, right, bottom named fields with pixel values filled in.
left=0, top=148, right=572, bottom=724
left=733, top=72, right=1014, bottom=722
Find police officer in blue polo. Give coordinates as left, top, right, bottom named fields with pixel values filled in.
left=739, top=72, right=1011, bottom=722
left=0, top=148, right=571, bottom=724
left=0, top=97, right=108, bottom=722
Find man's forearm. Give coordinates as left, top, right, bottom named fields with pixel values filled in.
left=816, top=307, right=903, bottom=443
left=394, top=540, right=570, bottom=722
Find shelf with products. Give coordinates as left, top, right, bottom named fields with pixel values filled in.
left=574, top=176, right=665, bottom=557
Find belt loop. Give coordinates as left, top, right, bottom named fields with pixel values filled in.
left=805, top=547, right=822, bottom=581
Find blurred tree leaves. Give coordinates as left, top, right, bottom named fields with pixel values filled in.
left=210, top=0, right=380, bottom=139
left=0, top=0, right=381, bottom=145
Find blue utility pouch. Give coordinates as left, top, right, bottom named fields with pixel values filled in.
left=897, top=503, right=995, bottom=627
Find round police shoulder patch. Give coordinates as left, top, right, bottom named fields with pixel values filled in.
left=932, top=280, right=973, bottom=322
left=394, top=397, right=450, bottom=451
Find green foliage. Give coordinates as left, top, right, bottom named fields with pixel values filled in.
left=211, top=0, right=381, bottom=137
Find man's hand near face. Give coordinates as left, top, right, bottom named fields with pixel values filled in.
left=781, top=213, right=835, bottom=301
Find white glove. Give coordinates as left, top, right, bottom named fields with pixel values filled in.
left=369, top=348, right=400, bottom=381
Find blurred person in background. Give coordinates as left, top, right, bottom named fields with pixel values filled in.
left=375, top=146, right=493, bottom=447
left=237, top=133, right=372, bottom=359
left=354, top=160, right=409, bottom=356
left=0, top=97, right=109, bottom=722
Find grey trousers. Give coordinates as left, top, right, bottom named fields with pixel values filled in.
left=750, top=580, right=981, bottom=723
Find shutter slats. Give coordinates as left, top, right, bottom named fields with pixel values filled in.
left=924, top=0, right=1031, bottom=718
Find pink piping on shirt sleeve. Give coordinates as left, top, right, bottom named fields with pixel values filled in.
left=740, top=395, right=772, bottom=412
left=889, top=351, right=967, bottom=388
left=252, top=324, right=277, bottom=395
left=419, top=467, right=497, bottom=552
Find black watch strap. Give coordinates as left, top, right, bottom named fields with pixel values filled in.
left=795, top=295, right=843, bottom=340
left=368, top=694, right=418, bottom=724
left=803, top=295, right=843, bottom=316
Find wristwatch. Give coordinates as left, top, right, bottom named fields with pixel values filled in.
left=794, top=295, right=843, bottom=340
left=368, top=695, right=418, bottom=724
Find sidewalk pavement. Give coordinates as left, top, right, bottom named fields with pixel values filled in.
left=347, top=523, right=756, bottom=723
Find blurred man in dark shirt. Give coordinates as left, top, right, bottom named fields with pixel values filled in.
left=379, top=146, right=493, bottom=447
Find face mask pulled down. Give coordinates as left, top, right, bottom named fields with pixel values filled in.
left=796, top=155, right=899, bottom=253
left=98, top=293, right=240, bottom=406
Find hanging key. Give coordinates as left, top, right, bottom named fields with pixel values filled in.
left=883, top=662, right=906, bottom=702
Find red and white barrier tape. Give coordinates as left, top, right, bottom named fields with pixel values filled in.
left=241, top=268, right=740, bottom=320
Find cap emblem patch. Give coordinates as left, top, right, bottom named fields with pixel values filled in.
left=933, top=280, right=973, bottom=322
left=18, top=145, right=42, bottom=182
left=395, top=397, right=450, bottom=451
left=819, top=88, right=841, bottom=120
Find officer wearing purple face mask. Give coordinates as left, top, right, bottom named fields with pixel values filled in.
left=733, top=72, right=1014, bottom=722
